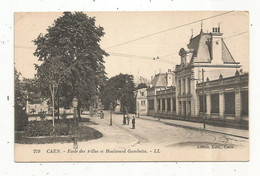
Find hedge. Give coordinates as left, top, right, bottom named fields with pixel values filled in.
left=25, top=119, right=78, bottom=137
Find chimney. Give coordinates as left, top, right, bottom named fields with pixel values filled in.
left=211, top=25, right=223, bottom=64
left=212, top=26, right=220, bottom=33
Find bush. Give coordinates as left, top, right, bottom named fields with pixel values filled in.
left=38, top=111, right=47, bottom=121
left=61, top=111, right=68, bottom=120
left=25, top=119, right=77, bottom=137
left=25, top=121, right=52, bottom=137
left=55, top=123, right=69, bottom=135
left=15, top=103, right=28, bottom=131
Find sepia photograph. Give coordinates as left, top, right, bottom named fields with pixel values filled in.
left=14, top=11, right=249, bottom=162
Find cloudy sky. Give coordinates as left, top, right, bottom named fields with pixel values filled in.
left=15, top=11, right=249, bottom=80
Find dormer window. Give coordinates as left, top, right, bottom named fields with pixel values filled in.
left=216, top=41, right=219, bottom=45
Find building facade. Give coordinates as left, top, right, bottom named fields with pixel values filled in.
left=196, top=72, right=248, bottom=120
left=135, top=88, right=148, bottom=116
left=147, top=70, right=175, bottom=117
left=175, top=27, right=244, bottom=119
left=144, top=27, right=248, bottom=124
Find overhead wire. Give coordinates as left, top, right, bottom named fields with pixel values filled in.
left=108, top=52, right=173, bottom=64
left=15, top=12, right=248, bottom=66
left=108, top=30, right=248, bottom=64
left=15, top=30, right=248, bottom=66
left=104, top=11, right=234, bottom=50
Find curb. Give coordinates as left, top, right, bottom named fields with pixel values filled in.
left=101, top=117, right=140, bottom=147
left=139, top=117, right=249, bottom=139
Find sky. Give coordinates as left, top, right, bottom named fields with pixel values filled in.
left=14, top=11, right=249, bottom=80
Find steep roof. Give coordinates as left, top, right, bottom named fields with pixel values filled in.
left=188, top=31, right=212, bottom=63
left=151, top=73, right=167, bottom=87
left=222, top=40, right=236, bottom=63
left=187, top=30, right=237, bottom=64
left=134, top=76, right=151, bottom=86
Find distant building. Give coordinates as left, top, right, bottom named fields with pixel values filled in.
left=114, top=100, right=121, bottom=113
left=27, top=99, right=49, bottom=114
left=134, top=76, right=151, bottom=86
left=134, top=88, right=148, bottom=116
left=147, top=70, right=175, bottom=117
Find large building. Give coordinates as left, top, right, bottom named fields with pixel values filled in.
left=175, top=26, right=242, bottom=118
left=144, top=26, right=248, bottom=126
left=147, top=70, right=175, bottom=117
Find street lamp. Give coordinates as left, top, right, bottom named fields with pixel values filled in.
left=137, top=101, right=140, bottom=118
left=72, top=97, right=78, bottom=149
left=72, top=97, right=78, bottom=121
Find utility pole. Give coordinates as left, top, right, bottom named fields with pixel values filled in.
left=202, top=68, right=206, bottom=129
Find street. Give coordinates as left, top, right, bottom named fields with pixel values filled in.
left=101, top=111, right=249, bottom=149
left=15, top=111, right=249, bottom=161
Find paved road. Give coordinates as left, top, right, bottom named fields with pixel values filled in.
left=102, top=111, right=249, bottom=149
left=15, top=112, right=249, bottom=161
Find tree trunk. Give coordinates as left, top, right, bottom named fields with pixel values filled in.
left=57, top=86, right=60, bottom=120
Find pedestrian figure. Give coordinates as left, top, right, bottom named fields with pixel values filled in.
left=123, top=115, right=126, bottom=125
left=101, top=110, right=104, bottom=119
left=127, top=115, right=130, bottom=125
left=132, top=116, right=135, bottom=129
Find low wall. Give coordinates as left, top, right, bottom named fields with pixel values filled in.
left=148, top=113, right=248, bottom=130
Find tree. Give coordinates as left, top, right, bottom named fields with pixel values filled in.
left=102, top=74, right=136, bottom=114
left=33, top=12, right=108, bottom=125
left=22, top=77, right=45, bottom=104
left=136, top=83, right=147, bottom=89
left=14, top=69, right=28, bottom=131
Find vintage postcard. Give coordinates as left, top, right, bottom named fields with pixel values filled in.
left=14, top=11, right=249, bottom=162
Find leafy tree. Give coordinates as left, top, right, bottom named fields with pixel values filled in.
left=14, top=69, right=28, bottom=131
left=136, top=83, right=147, bottom=89
left=22, top=77, right=44, bottom=104
left=102, top=74, right=136, bottom=114
left=33, top=12, right=108, bottom=122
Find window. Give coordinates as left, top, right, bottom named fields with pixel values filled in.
left=199, top=95, right=207, bottom=113
left=172, top=98, right=176, bottom=112
left=183, top=79, right=186, bottom=95
left=141, top=92, right=144, bottom=96
left=162, top=99, right=165, bottom=111
left=148, top=100, right=154, bottom=110
left=187, top=78, right=191, bottom=94
left=167, top=98, right=171, bottom=111
left=178, top=79, right=181, bottom=95
left=216, top=41, right=219, bottom=45
left=141, top=100, right=146, bottom=106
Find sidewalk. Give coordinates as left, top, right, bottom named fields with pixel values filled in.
left=15, top=115, right=139, bottom=157
left=138, top=115, right=249, bottom=139
left=84, top=115, right=139, bottom=148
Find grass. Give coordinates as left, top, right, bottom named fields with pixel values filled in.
left=15, top=122, right=103, bottom=144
